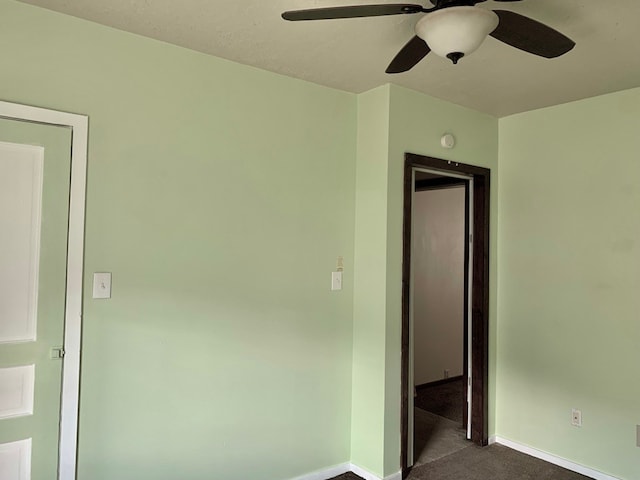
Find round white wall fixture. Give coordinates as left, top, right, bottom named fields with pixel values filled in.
left=441, top=133, right=455, bottom=149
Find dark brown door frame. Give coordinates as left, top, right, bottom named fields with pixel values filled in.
left=401, top=153, right=490, bottom=478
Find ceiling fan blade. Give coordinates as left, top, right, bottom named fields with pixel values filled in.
left=490, top=10, right=575, bottom=58
left=282, top=4, right=424, bottom=21
left=386, top=36, right=431, bottom=73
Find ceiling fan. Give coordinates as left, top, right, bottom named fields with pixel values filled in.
left=281, top=0, right=575, bottom=73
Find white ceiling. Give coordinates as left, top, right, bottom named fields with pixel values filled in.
left=18, top=0, right=640, bottom=116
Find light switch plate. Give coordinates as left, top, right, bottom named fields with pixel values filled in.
left=331, top=272, right=342, bottom=291
left=93, top=272, right=112, bottom=299
left=571, top=409, right=582, bottom=427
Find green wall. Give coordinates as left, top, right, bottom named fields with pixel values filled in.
left=5, top=0, right=638, bottom=478
left=498, top=88, right=640, bottom=480
left=350, top=84, right=498, bottom=477
left=351, top=85, right=391, bottom=477
left=0, top=1, right=357, bottom=479
left=384, top=85, right=498, bottom=476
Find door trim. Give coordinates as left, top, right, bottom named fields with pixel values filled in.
left=401, top=153, right=490, bottom=478
left=0, top=101, right=88, bottom=480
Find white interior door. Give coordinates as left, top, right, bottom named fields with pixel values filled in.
left=407, top=169, right=416, bottom=468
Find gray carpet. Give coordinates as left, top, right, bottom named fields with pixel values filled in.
left=328, top=473, right=361, bottom=480
left=329, top=444, right=593, bottom=479
left=413, top=408, right=468, bottom=466
left=414, top=378, right=465, bottom=425
left=407, top=444, right=593, bottom=479
left=330, top=378, right=592, bottom=479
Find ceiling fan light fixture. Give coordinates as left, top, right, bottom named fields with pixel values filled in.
left=415, top=6, right=499, bottom=63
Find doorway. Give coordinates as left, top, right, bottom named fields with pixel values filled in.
left=401, top=153, right=490, bottom=478
left=0, top=101, right=88, bottom=480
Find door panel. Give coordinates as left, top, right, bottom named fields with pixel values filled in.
left=0, top=365, right=35, bottom=419
left=0, top=141, right=42, bottom=343
left=0, top=439, right=32, bottom=480
left=0, top=118, right=73, bottom=480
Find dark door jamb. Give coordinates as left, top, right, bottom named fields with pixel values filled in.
left=401, top=153, right=490, bottom=479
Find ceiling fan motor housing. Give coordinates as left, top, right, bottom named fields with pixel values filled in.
left=415, top=6, right=499, bottom=63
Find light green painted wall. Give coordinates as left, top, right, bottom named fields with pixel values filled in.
left=0, top=1, right=357, bottom=479
left=349, top=83, right=498, bottom=477
left=351, top=85, right=391, bottom=478
left=8, top=1, right=638, bottom=478
left=384, top=85, right=498, bottom=475
left=497, top=88, right=640, bottom=480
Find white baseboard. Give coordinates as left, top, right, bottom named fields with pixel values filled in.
left=288, top=462, right=401, bottom=480
left=350, top=464, right=401, bottom=480
left=288, top=462, right=350, bottom=480
left=381, top=470, right=402, bottom=480
left=491, top=436, right=622, bottom=480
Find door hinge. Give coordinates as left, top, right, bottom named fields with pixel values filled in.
left=469, top=233, right=473, bottom=243
left=50, top=347, right=65, bottom=359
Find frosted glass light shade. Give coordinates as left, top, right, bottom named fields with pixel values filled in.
left=415, top=7, right=499, bottom=61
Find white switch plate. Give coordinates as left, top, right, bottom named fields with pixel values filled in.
left=93, top=272, right=112, bottom=299
left=331, top=272, right=342, bottom=291
left=571, top=409, right=582, bottom=427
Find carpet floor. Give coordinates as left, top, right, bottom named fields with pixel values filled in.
left=413, top=408, right=468, bottom=467
left=330, top=377, right=592, bottom=479
left=414, top=378, right=465, bottom=425
left=407, top=444, right=593, bottom=480
left=329, top=444, right=593, bottom=480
